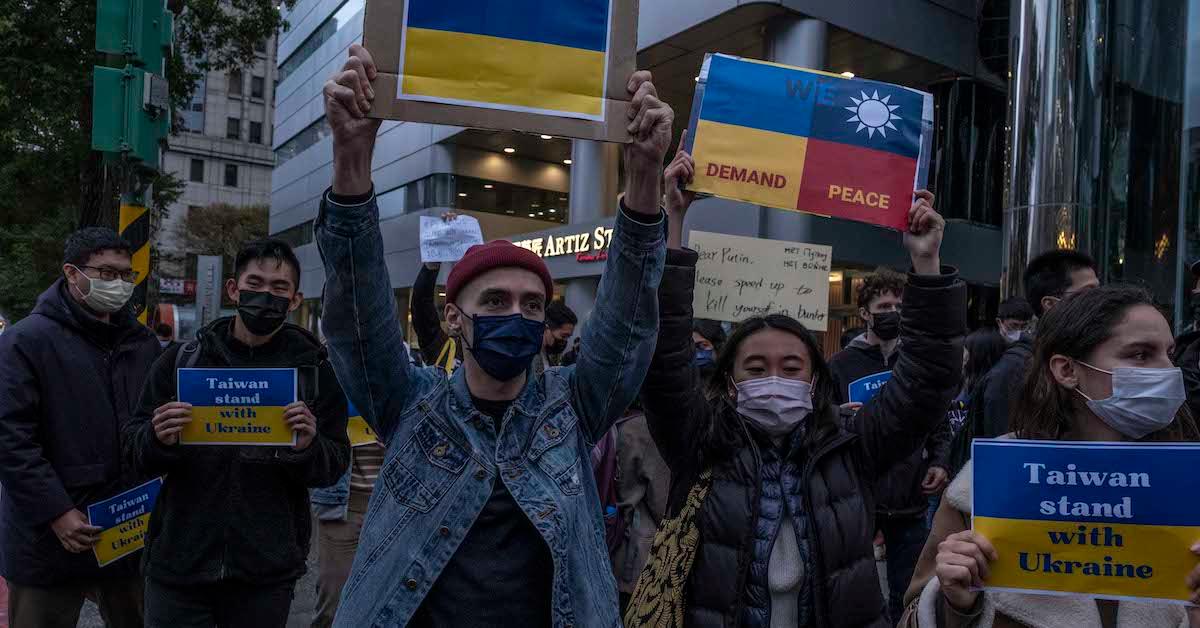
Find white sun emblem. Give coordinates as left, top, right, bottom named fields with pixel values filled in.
left=845, top=90, right=901, bottom=139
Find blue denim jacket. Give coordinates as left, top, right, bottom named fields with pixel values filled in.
left=310, top=468, right=351, bottom=521
left=316, top=190, right=664, bottom=628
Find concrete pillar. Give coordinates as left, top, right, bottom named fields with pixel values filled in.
left=562, top=139, right=619, bottom=329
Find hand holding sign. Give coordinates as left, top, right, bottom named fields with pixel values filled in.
left=664, top=130, right=697, bottom=250
left=327, top=44, right=383, bottom=197
left=420, top=214, right=483, bottom=263
left=904, top=190, right=943, bottom=275
left=284, top=401, right=318, bottom=451
left=153, top=401, right=194, bottom=446
left=51, top=509, right=102, bottom=553
left=936, top=529, right=999, bottom=612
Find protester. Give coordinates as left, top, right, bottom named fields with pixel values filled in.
left=626, top=138, right=966, bottom=628
left=994, top=297, right=1033, bottom=344
left=973, top=250, right=1099, bottom=440
left=902, top=283, right=1200, bottom=627
left=609, top=404, right=671, bottom=617
left=840, top=326, right=866, bottom=351
left=314, top=44, right=671, bottom=627
left=1174, top=259, right=1200, bottom=420
left=0, top=227, right=160, bottom=628
left=540, top=300, right=578, bottom=370
left=829, top=267, right=955, bottom=622
left=561, top=336, right=583, bottom=366
left=123, top=238, right=350, bottom=627
left=412, top=261, right=460, bottom=373
left=154, top=323, right=179, bottom=351
left=692, top=318, right=726, bottom=384
left=944, top=329, right=1008, bottom=478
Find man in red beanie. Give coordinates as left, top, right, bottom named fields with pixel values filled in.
left=315, top=44, right=671, bottom=628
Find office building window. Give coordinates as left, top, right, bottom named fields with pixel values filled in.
left=189, top=158, right=204, bottom=183
left=277, top=0, right=365, bottom=83
left=251, top=76, right=265, bottom=99
left=225, top=164, right=238, bottom=187
left=275, top=220, right=314, bottom=248
left=191, top=102, right=203, bottom=112
left=228, top=70, right=242, bottom=96
left=226, top=117, right=240, bottom=140
left=249, top=121, right=263, bottom=144
left=274, top=116, right=331, bottom=166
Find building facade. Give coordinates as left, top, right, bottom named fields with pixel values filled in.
left=271, top=0, right=1200, bottom=353
left=159, top=37, right=279, bottom=280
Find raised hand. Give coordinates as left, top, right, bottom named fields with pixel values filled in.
left=623, top=71, right=674, bottom=215
left=903, top=190, right=944, bottom=275
left=325, top=44, right=383, bottom=196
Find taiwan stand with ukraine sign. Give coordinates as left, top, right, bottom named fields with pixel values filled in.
left=972, top=439, right=1200, bottom=603
left=87, top=477, right=163, bottom=567
left=177, top=368, right=298, bottom=446
left=685, top=54, right=934, bottom=231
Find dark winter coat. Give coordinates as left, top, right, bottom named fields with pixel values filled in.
left=0, top=280, right=160, bottom=585
left=640, top=249, right=967, bottom=628
left=972, top=336, right=1033, bottom=439
left=829, top=339, right=954, bottom=518
left=1174, top=330, right=1200, bottom=422
left=122, top=317, right=350, bottom=586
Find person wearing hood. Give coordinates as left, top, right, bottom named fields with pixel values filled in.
left=0, top=227, right=161, bottom=628
left=828, top=267, right=955, bottom=622
left=123, top=238, right=350, bottom=627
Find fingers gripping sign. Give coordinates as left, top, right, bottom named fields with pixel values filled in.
left=935, top=529, right=999, bottom=612
left=327, top=44, right=384, bottom=196
left=152, top=401, right=193, bottom=446
left=284, top=401, right=319, bottom=451
left=623, top=70, right=675, bottom=216
left=903, top=189, right=944, bottom=275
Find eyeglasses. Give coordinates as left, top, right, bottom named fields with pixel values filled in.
left=79, top=266, right=139, bottom=282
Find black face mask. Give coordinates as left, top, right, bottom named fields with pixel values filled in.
left=548, top=337, right=569, bottom=356
left=238, top=290, right=291, bottom=336
left=870, top=310, right=901, bottom=341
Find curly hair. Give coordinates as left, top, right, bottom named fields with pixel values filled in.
left=856, top=267, right=906, bottom=311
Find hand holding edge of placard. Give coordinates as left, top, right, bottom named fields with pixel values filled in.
left=284, top=401, right=318, bottom=451
left=326, top=44, right=383, bottom=197
left=904, top=190, right=943, bottom=275
left=623, top=71, right=674, bottom=215
left=153, top=401, right=194, bottom=446
left=663, top=129, right=697, bottom=249
left=50, top=508, right=102, bottom=553
left=935, top=529, right=998, bottom=613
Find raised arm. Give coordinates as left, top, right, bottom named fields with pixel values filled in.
left=568, top=71, right=671, bottom=443
left=412, top=262, right=452, bottom=366
left=315, top=45, right=436, bottom=443
left=845, top=192, right=968, bottom=474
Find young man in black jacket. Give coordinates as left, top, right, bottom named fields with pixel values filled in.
left=123, top=239, right=350, bottom=628
left=828, top=268, right=953, bottom=622
left=0, top=227, right=161, bottom=628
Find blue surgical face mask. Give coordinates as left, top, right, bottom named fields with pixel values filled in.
left=695, top=347, right=715, bottom=367
left=461, top=310, right=545, bottom=381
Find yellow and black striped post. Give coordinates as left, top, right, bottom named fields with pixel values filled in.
left=119, top=200, right=151, bottom=325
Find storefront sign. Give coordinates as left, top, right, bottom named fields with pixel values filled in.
left=685, top=54, right=933, bottom=231
left=689, top=231, right=832, bottom=330
left=972, top=439, right=1200, bottom=603
left=177, top=368, right=298, bottom=446
left=513, top=226, right=613, bottom=259
left=87, top=477, right=163, bottom=567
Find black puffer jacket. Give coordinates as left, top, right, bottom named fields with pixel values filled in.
left=122, top=317, right=350, bottom=585
left=641, top=250, right=966, bottom=628
left=1174, top=330, right=1200, bottom=421
left=828, top=339, right=954, bottom=518
left=974, top=336, right=1033, bottom=439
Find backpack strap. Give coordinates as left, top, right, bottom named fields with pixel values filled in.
left=174, top=340, right=202, bottom=371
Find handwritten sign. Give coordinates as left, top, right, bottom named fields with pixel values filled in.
left=177, top=368, right=298, bottom=446
left=346, top=400, right=378, bottom=447
left=848, top=370, right=892, bottom=404
left=87, top=477, right=163, bottom=567
left=685, top=54, right=933, bottom=230
left=689, top=231, right=831, bottom=330
left=420, top=215, right=484, bottom=263
left=972, top=439, right=1200, bottom=603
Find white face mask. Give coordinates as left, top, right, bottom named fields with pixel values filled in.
left=1074, top=361, right=1184, bottom=439
left=1002, top=329, right=1022, bottom=343
left=734, top=375, right=814, bottom=437
left=68, top=265, right=135, bottom=314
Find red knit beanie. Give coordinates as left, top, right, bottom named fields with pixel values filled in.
left=445, top=240, right=554, bottom=305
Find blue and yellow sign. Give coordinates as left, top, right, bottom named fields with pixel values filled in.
left=346, top=400, right=378, bottom=447
left=87, top=477, right=162, bottom=567
left=972, top=439, right=1200, bottom=603
left=177, top=368, right=297, bottom=446
left=398, top=0, right=612, bottom=120
left=848, top=370, right=891, bottom=405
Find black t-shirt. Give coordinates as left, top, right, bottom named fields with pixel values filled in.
left=410, top=396, right=554, bottom=627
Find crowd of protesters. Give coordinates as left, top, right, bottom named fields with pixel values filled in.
left=1, top=42, right=1199, bottom=628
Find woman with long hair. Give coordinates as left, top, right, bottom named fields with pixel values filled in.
left=625, top=142, right=967, bottom=627
left=902, top=283, right=1200, bottom=627
left=943, top=329, right=1009, bottom=477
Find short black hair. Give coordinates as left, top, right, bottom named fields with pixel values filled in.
left=997, top=296, right=1034, bottom=321
left=234, top=238, right=301, bottom=287
left=693, top=318, right=727, bottom=352
left=1022, top=249, right=1097, bottom=317
left=545, top=300, right=577, bottom=330
left=63, top=227, right=132, bottom=267
left=155, top=323, right=173, bottom=337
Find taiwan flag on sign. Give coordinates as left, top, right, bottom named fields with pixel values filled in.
left=685, top=54, right=934, bottom=230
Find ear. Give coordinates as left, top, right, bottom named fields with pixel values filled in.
left=288, top=291, right=304, bottom=312
left=1041, top=295, right=1059, bottom=315
left=858, top=307, right=870, bottom=321
left=1049, top=354, right=1078, bottom=389
left=225, top=278, right=239, bottom=303
left=444, top=303, right=462, bottom=337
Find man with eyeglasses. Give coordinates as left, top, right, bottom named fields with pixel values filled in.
left=0, top=227, right=161, bottom=628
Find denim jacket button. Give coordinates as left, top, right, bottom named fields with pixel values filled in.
left=433, top=443, right=448, bottom=457
left=439, top=526, right=450, bottom=537
left=474, top=469, right=486, bottom=480
left=406, top=578, right=418, bottom=590
left=545, top=425, right=560, bottom=438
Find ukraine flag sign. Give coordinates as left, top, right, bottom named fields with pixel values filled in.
left=345, top=399, right=379, bottom=447
left=686, top=54, right=933, bottom=231
left=396, top=0, right=612, bottom=120
left=87, top=477, right=162, bottom=567
left=972, top=439, right=1200, bottom=603
left=177, top=368, right=298, bottom=446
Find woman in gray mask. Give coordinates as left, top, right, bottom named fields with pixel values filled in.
left=626, top=192, right=967, bottom=628
left=902, top=283, right=1200, bottom=627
